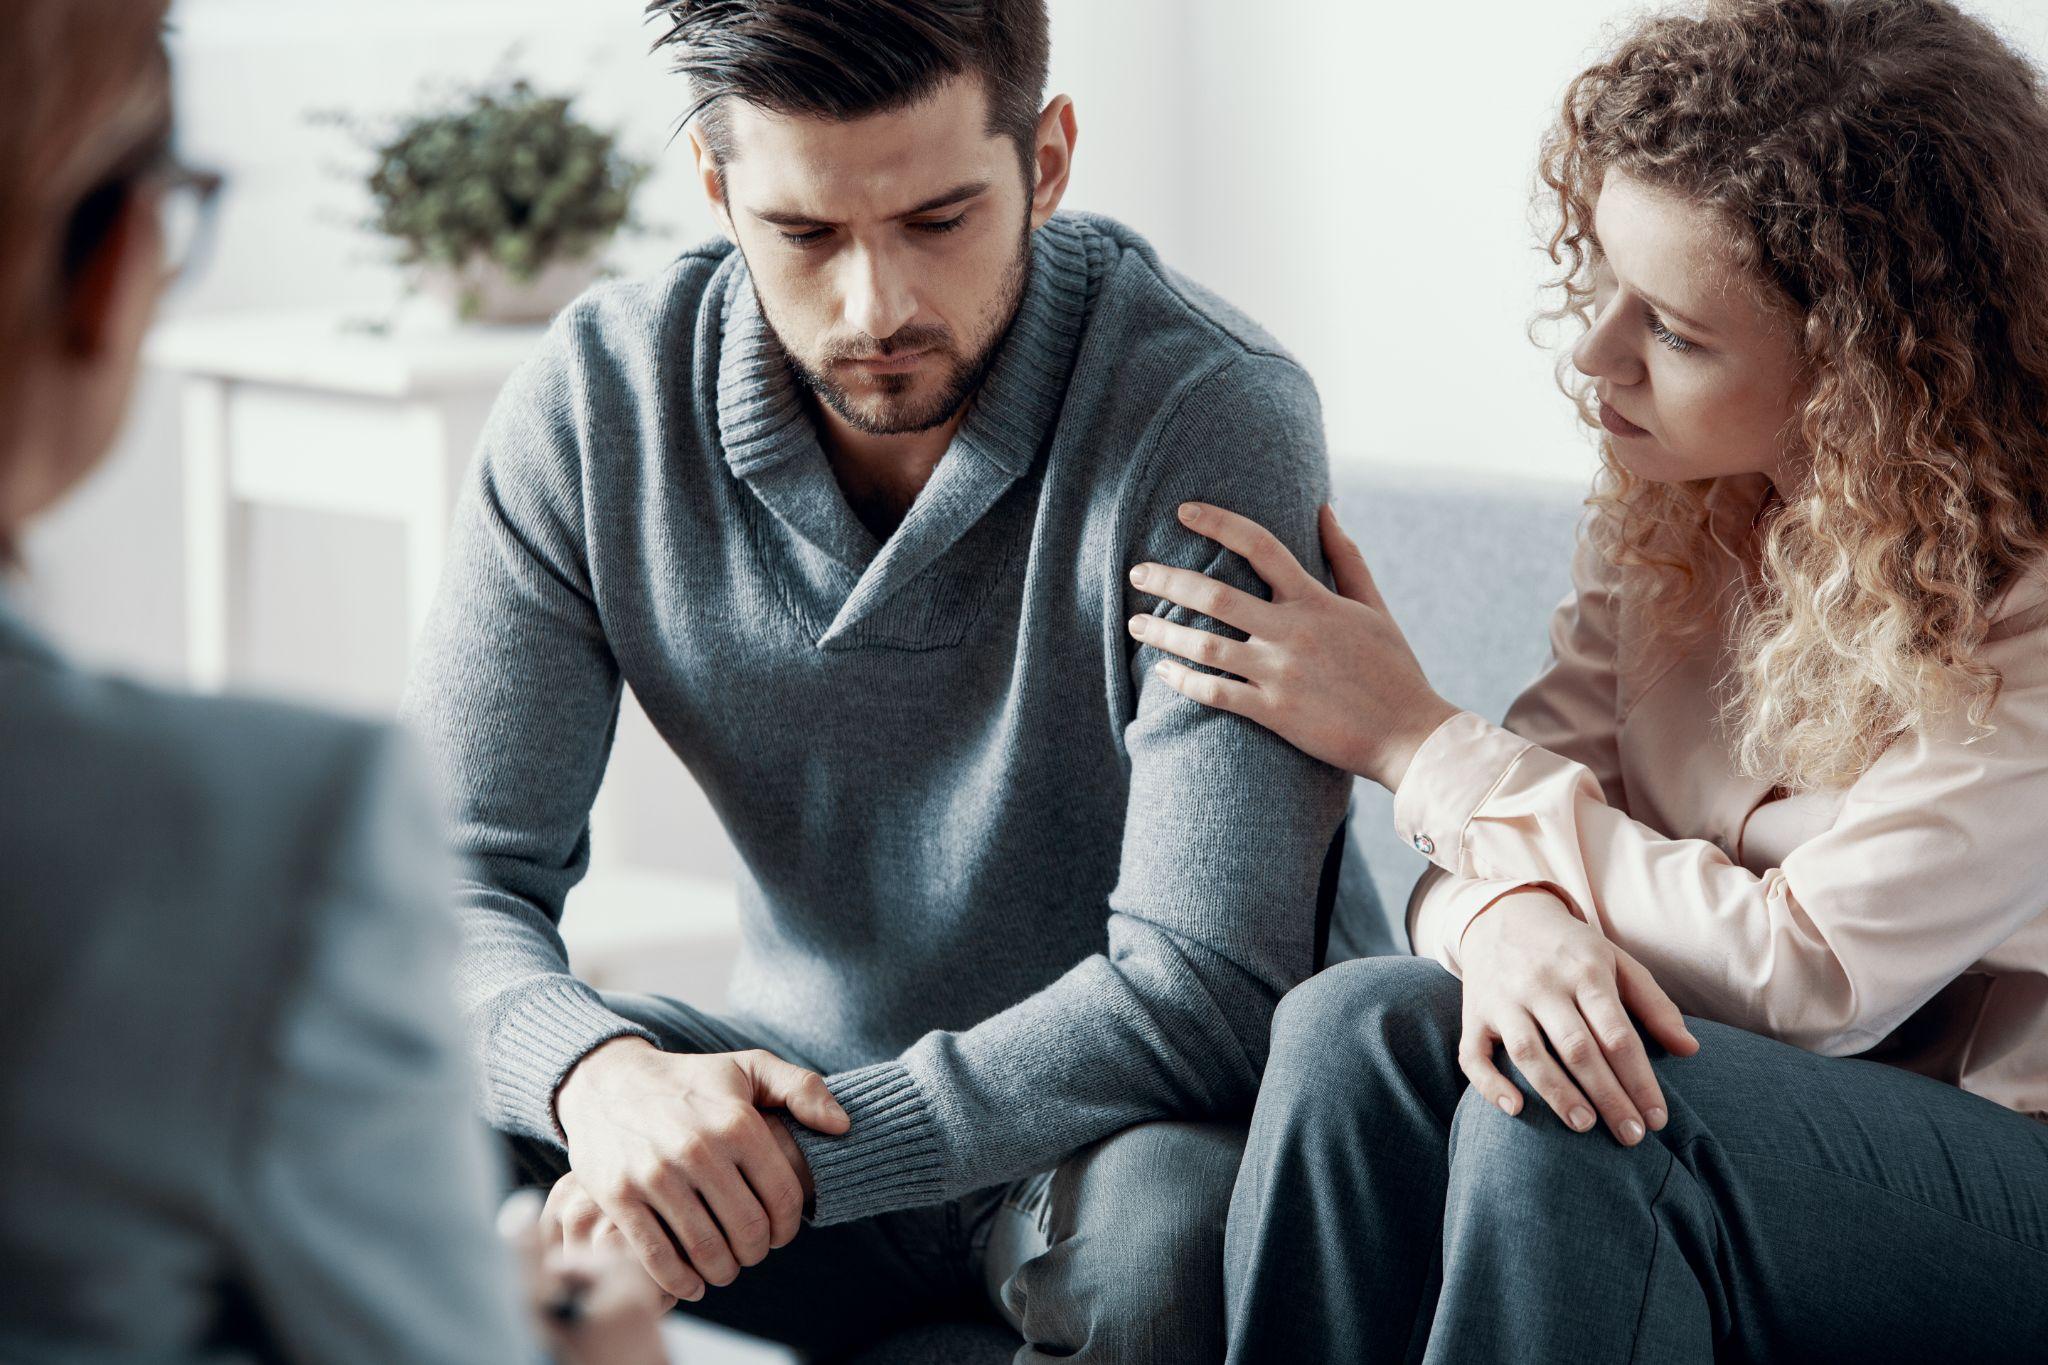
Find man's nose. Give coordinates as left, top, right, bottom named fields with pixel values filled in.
left=840, top=244, right=918, bottom=343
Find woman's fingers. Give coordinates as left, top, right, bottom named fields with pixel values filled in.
left=1577, top=985, right=1670, bottom=1130
left=1175, top=501, right=1318, bottom=597
left=1126, top=613, right=1256, bottom=678
left=1319, top=503, right=1387, bottom=611
left=1152, top=658, right=1259, bottom=716
left=1532, top=996, right=1647, bottom=1145
left=1129, top=561, right=1273, bottom=634
left=1498, top=1014, right=1597, bottom=1134
left=1457, top=1016, right=1522, bottom=1116
left=1615, top=950, right=1701, bottom=1057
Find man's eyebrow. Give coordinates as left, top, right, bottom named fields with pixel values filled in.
left=749, top=179, right=993, bottom=229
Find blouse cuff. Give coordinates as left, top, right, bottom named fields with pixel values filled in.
left=1393, top=711, right=1533, bottom=875
left=1410, top=875, right=1551, bottom=976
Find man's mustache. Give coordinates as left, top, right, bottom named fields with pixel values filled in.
left=820, top=325, right=954, bottom=362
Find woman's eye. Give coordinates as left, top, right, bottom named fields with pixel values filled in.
left=779, top=227, right=831, bottom=249
left=1645, top=308, right=1697, bottom=354
left=911, top=213, right=969, bottom=236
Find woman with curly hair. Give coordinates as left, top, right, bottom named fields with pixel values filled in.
left=1126, top=0, right=2048, bottom=1358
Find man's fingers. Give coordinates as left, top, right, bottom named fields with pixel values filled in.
left=1457, top=1019, right=1522, bottom=1116
left=1616, top=951, right=1701, bottom=1057
left=1175, top=501, right=1318, bottom=598
left=1319, top=503, right=1386, bottom=611
left=602, top=1198, right=706, bottom=1304
left=1577, top=986, right=1670, bottom=1130
left=740, top=1121, right=809, bottom=1249
left=739, top=1051, right=849, bottom=1134
left=1532, top=998, right=1646, bottom=1146
left=1499, top=1016, right=1596, bottom=1134
left=692, top=1152, right=777, bottom=1269
left=650, top=1177, right=742, bottom=1289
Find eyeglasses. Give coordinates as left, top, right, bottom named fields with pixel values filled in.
left=61, top=142, right=224, bottom=291
left=148, top=160, right=225, bottom=285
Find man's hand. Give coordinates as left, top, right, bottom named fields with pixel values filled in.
left=552, top=1038, right=849, bottom=1301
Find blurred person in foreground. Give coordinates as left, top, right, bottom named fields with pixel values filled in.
left=402, top=0, right=1364, bottom=1356
left=0, top=4, right=665, bottom=1360
left=1116, top=0, right=2048, bottom=1359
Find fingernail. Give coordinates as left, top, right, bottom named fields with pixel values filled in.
left=1129, top=565, right=1151, bottom=587
left=1621, top=1119, right=1645, bottom=1145
left=685, top=1287, right=704, bottom=1302
left=1127, top=614, right=1149, bottom=637
left=1179, top=502, right=1202, bottom=523
left=1496, top=1095, right=1515, bottom=1115
left=1646, top=1106, right=1667, bottom=1129
left=1569, top=1107, right=1594, bottom=1131
left=1154, top=660, right=1175, bottom=678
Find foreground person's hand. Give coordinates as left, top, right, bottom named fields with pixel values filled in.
left=500, top=1189, right=672, bottom=1365
left=1457, top=889, right=1699, bottom=1145
left=552, top=1039, right=847, bottom=1300
left=1128, top=501, right=1458, bottom=789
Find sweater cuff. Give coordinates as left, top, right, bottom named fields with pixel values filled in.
left=788, top=1061, right=945, bottom=1226
left=486, top=978, right=656, bottom=1145
left=1392, top=711, right=1532, bottom=876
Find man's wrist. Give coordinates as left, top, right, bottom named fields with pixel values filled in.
left=554, top=1035, right=657, bottom=1143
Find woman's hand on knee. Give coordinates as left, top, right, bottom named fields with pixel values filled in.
left=1456, top=889, right=1699, bottom=1145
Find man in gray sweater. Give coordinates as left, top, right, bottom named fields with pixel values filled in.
left=403, top=1, right=1359, bottom=1356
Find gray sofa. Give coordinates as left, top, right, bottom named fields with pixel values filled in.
left=730, top=463, right=1589, bottom=1363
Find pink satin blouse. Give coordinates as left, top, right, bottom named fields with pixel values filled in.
left=1399, top=480, right=2048, bottom=1119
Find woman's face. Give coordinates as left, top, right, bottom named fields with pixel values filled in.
left=1573, top=170, right=1806, bottom=488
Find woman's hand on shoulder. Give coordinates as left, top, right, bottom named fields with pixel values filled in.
left=1457, top=888, right=1700, bottom=1145
left=1127, top=502, right=1457, bottom=788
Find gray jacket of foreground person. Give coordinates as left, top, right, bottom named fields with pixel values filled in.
left=0, top=598, right=533, bottom=1363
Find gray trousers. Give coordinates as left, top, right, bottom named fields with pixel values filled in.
left=1225, top=956, right=2048, bottom=1364
left=506, top=991, right=1243, bottom=1363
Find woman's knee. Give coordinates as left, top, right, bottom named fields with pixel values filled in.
left=1447, top=1084, right=1668, bottom=1215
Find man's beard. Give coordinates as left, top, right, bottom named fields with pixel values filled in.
left=775, top=229, right=1033, bottom=437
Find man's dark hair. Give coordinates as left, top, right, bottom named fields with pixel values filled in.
left=645, top=1, right=1050, bottom=173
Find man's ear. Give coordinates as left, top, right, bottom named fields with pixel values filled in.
left=1028, top=95, right=1078, bottom=230
left=688, top=126, right=736, bottom=243
left=61, top=195, right=149, bottom=361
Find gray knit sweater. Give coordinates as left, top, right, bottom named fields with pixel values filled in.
left=402, top=212, right=1352, bottom=1226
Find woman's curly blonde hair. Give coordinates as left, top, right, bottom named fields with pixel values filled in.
left=1539, top=0, right=2048, bottom=790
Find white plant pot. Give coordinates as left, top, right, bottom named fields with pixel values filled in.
left=417, top=252, right=603, bottom=326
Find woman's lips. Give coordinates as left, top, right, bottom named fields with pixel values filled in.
left=1598, top=399, right=1651, bottom=439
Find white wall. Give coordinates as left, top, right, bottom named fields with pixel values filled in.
left=18, top=0, right=2048, bottom=874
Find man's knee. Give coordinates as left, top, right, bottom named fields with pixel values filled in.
left=1020, top=1120, right=1245, bottom=1358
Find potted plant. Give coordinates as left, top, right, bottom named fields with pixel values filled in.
left=334, top=77, right=650, bottom=324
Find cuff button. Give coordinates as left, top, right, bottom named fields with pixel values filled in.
left=1412, top=833, right=1437, bottom=857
